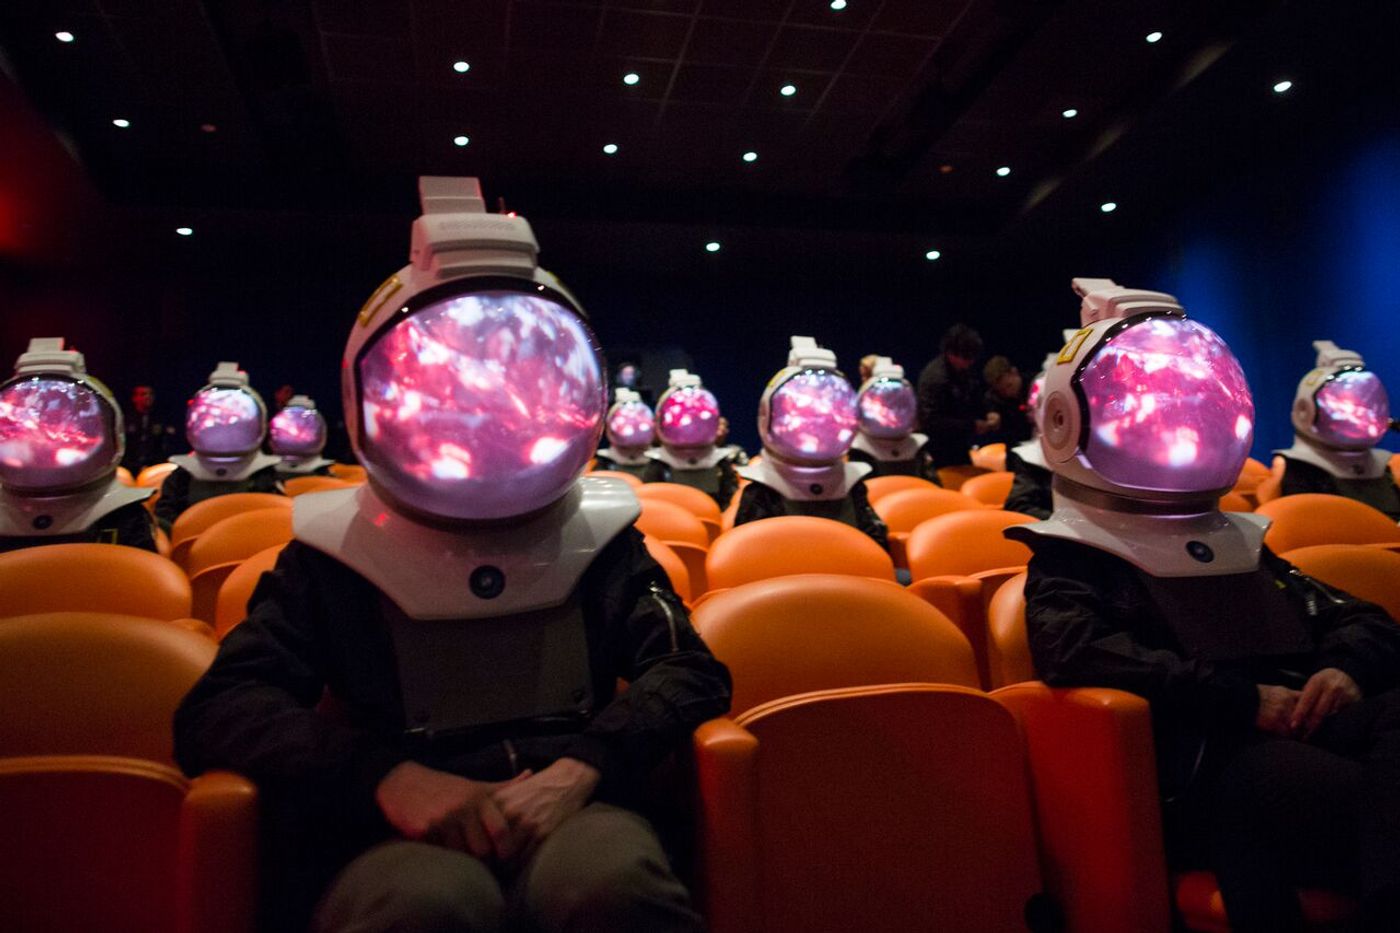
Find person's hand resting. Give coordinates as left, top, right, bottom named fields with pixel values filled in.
left=491, top=757, right=600, bottom=855
left=1290, top=667, right=1362, bottom=739
left=1255, top=684, right=1302, bottom=737
left=975, top=411, right=1002, bottom=435
left=376, top=760, right=529, bottom=860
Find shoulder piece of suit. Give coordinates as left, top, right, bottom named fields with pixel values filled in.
left=645, top=446, right=732, bottom=471
left=170, top=451, right=284, bottom=482
left=736, top=456, right=872, bottom=502
left=275, top=456, right=338, bottom=476
left=597, top=447, right=651, bottom=467
left=850, top=432, right=928, bottom=463
left=0, top=477, right=152, bottom=538
left=293, top=476, right=641, bottom=620
left=1005, top=490, right=1269, bottom=578
left=1275, top=439, right=1391, bottom=480
left=1011, top=438, right=1047, bottom=470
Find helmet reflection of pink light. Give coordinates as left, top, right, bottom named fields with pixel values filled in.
left=269, top=406, right=327, bottom=457
left=858, top=378, right=916, bottom=439
left=658, top=387, right=719, bottom=448
left=187, top=388, right=264, bottom=455
left=358, top=291, right=604, bottom=521
left=1314, top=370, right=1389, bottom=448
left=767, top=370, right=858, bottom=463
left=1027, top=375, right=1046, bottom=416
left=0, top=377, right=115, bottom=491
left=1080, top=316, right=1253, bottom=493
left=607, top=400, right=655, bottom=448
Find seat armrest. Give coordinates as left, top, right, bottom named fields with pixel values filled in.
left=177, top=770, right=259, bottom=933
left=691, top=718, right=759, bottom=933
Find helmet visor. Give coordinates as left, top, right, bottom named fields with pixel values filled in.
left=857, top=377, right=916, bottom=439
left=1314, top=370, right=1389, bottom=448
left=657, top=386, right=719, bottom=447
left=0, top=376, right=117, bottom=491
left=765, top=370, right=859, bottom=463
left=269, top=405, right=328, bottom=457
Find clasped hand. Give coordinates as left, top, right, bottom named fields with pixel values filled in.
left=1255, top=667, right=1361, bottom=740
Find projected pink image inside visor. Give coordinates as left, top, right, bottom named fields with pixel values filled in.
left=1079, top=316, right=1253, bottom=493
left=767, top=370, right=858, bottom=462
left=858, top=378, right=916, bottom=439
left=358, top=291, right=605, bottom=520
left=187, top=388, right=264, bottom=455
left=658, top=387, right=719, bottom=447
left=269, top=406, right=327, bottom=457
left=1314, top=370, right=1389, bottom=448
left=607, top=400, right=655, bottom=448
left=0, top=377, right=115, bottom=491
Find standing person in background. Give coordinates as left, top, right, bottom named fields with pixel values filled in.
left=916, top=324, right=1000, bottom=468
left=858, top=354, right=881, bottom=385
left=982, top=356, right=1033, bottom=447
left=122, top=384, right=176, bottom=474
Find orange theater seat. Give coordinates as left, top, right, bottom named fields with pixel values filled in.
left=705, top=516, right=895, bottom=595
left=936, top=463, right=990, bottom=490
left=1219, top=491, right=1252, bottom=512
left=1256, top=493, right=1400, bottom=553
left=643, top=537, right=692, bottom=605
left=185, top=510, right=296, bottom=623
left=961, top=470, right=1015, bottom=507
left=636, top=482, right=723, bottom=541
left=213, top=545, right=284, bottom=639
left=871, top=485, right=985, bottom=568
left=1253, top=455, right=1287, bottom=505
left=1174, top=870, right=1357, bottom=932
left=587, top=469, right=644, bottom=487
left=116, top=466, right=136, bottom=486
left=863, top=474, right=940, bottom=504
left=986, top=572, right=1033, bottom=688
left=970, top=442, right=1007, bottom=472
left=168, top=493, right=291, bottom=569
left=1280, top=544, right=1400, bottom=621
left=0, top=543, right=192, bottom=621
left=327, top=463, right=367, bottom=483
left=283, top=475, right=355, bottom=496
left=635, top=498, right=710, bottom=595
left=137, top=462, right=179, bottom=489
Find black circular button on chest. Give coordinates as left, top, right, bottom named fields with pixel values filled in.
left=470, top=565, right=506, bottom=599
left=32, top=515, right=53, bottom=530
left=809, top=483, right=823, bottom=495
left=215, top=467, right=228, bottom=477
left=1186, top=540, right=1215, bottom=563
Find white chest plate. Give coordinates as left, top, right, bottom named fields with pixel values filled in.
left=597, top=447, right=651, bottom=467
left=851, top=432, right=927, bottom=463
left=646, top=446, right=731, bottom=471
left=0, top=479, right=152, bottom=537
left=171, top=452, right=284, bottom=482
left=1011, top=439, right=1047, bottom=470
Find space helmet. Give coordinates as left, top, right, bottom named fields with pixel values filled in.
left=1026, top=330, right=1081, bottom=437
left=605, top=388, right=655, bottom=452
left=855, top=358, right=917, bottom=441
left=0, top=338, right=124, bottom=494
left=655, top=370, right=720, bottom=452
left=1038, top=279, right=1254, bottom=506
left=268, top=395, right=329, bottom=459
left=1291, top=341, right=1390, bottom=451
left=186, top=363, right=268, bottom=457
left=344, top=177, right=606, bottom=524
left=758, top=337, right=859, bottom=466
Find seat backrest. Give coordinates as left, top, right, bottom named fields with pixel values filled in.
left=642, top=537, right=692, bottom=604
left=936, top=464, right=990, bottom=491
left=872, top=485, right=985, bottom=535
left=283, top=475, right=355, bottom=496
left=587, top=469, right=643, bottom=487
left=327, top=463, right=367, bottom=483
left=1256, top=493, right=1400, bottom=552
left=635, top=482, right=724, bottom=524
left=214, top=544, right=284, bottom=638
left=969, top=442, right=1007, bottom=472
left=169, top=492, right=291, bottom=548
left=1280, top=544, right=1400, bottom=622
left=184, top=508, right=295, bottom=579
left=0, top=612, right=216, bottom=761
left=634, top=498, right=711, bottom=548
left=730, top=685, right=1042, bottom=933
left=0, top=543, right=192, bottom=620
left=863, top=474, right=940, bottom=504
left=906, top=509, right=1036, bottom=581
left=694, top=574, right=977, bottom=715
left=136, top=462, right=179, bottom=488
left=960, top=470, right=1014, bottom=507
left=706, top=516, right=895, bottom=592
left=986, top=572, right=1034, bottom=688
left=1219, top=490, right=1252, bottom=512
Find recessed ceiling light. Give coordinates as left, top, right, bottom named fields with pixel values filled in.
left=830, top=0, right=848, bottom=10
left=453, top=135, right=470, bottom=147
left=1273, top=79, right=1293, bottom=94
left=925, top=250, right=942, bottom=261
left=55, top=31, right=75, bottom=43
left=623, top=72, right=640, bottom=86
left=199, top=123, right=218, bottom=133
left=603, top=143, right=619, bottom=155
left=112, top=118, right=131, bottom=128
left=175, top=227, right=194, bottom=237
left=452, top=61, right=470, bottom=74
left=996, top=166, right=1011, bottom=177
left=1100, top=201, right=1118, bottom=213
left=1062, top=108, right=1078, bottom=118
left=1145, top=31, right=1163, bottom=44
left=780, top=84, right=797, bottom=97
left=742, top=151, right=758, bottom=163
left=705, top=241, right=721, bottom=253
left=939, top=164, right=955, bottom=174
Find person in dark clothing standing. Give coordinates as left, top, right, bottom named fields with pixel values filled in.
left=916, top=324, right=1000, bottom=468
left=121, top=384, right=176, bottom=474
left=174, top=177, right=730, bottom=933
left=981, top=355, right=1033, bottom=448
left=1012, top=278, right=1400, bottom=932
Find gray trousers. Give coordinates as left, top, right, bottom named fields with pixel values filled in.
left=314, top=803, right=702, bottom=933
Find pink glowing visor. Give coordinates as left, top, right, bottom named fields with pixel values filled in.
left=0, top=376, right=118, bottom=492
left=1078, top=315, right=1254, bottom=493
left=356, top=289, right=605, bottom=521
left=1313, top=370, right=1389, bottom=448
left=857, top=377, right=917, bottom=439
left=606, top=399, right=655, bottom=449
left=186, top=387, right=266, bottom=456
left=657, top=386, right=720, bottom=448
left=269, top=405, right=328, bottom=458
left=765, top=369, right=859, bottom=463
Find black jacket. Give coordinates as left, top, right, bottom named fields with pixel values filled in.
left=1022, top=536, right=1400, bottom=798
left=915, top=356, right=983, bottom=468
left=847, top=445, right=938, bottom=482
left=154, top=464, right=282, bottom=530
left=982, top=389, right=1033, bottom=447
left=640, top=456, right=740, bottom=509
left=1003, top=448, right=1053, bottom=520
left=733, top=480, right=890, bottom=552
left=1279, top=456, right=1400, bottom=520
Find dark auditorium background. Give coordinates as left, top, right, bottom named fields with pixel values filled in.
left=0, top=0, right=1396, bottom=455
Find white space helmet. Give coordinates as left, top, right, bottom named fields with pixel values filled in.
left=757, top=337, right=859, bottom=466
left=1291, top=341, right=1390, bottom=451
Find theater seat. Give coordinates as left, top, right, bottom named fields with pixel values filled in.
left=213, top=545, right=284, bottom=639
left=1256, top=493, right=1400, bottom=553
left=704, top=516, right=895, bottom=595
left=137, top=462, right=179, bottom=488
left=635, top=499, right=710, bottom=596
left=871, top=485, right=985, bottom=568
left=282, top=475, right=355, bottom=496
left=184, top=509, right=295, bottom=623
left=960, top=470, right=1014, bottom=507
left=970, top=442, right=1007, bottom=472
left=0, top=543, right=192, bottom=621
left=1279, top=544, right=1400, bottom=621
left=643, top=537, right=692, bottom=605
left=863, top=474, right=940, bottom=504
left=636, top=482, right=723, bottom=541
left=327, top=463, right=367, bottom=483
left=986, top=573, right=1034, bottom=688
left=937, top=464, right=991, bottom=491
left=1174, top=871, right=1358, bottom=932
left=168, top=493, right=291, bottom=569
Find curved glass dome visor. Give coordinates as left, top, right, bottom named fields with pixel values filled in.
left=857, top=377, right=916, bottom=439
left=1313, top=370, right=1389, bottom=448
left=187, top=387, right=265, bottom=456
left=657, top=386, right=719, bottom=447
left=0, top=376, right=117, bottom=491
left=269, top=406, right=328, bottom=457
left=606, top=399, right=655, bottom=448
left=766, top=369, right=859, bottom=463
left=1078, top=315, right=1253, bottom=493
left=357, top=288, right=605, bottom=521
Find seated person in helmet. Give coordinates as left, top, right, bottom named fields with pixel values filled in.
left=269, top=396, right=337, bottom=479
left=640, top=370, right=740, bottom=507
left=847, top=356, right=936, bottom=481
left=593, top=389, right=654, bottom=479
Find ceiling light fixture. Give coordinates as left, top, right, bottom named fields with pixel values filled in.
left=453, top=135, right=470, bottom=147
left=925, top=250, right=942, bottom=261
left=1100, top=201, right=1118, bottom=213
left=705, top=241, right=721, bottom=253
left=1273, top=79, right=1293, bottom=94
left=1145, top=31, right=1163, bottom=44
left=996, top=166, right=1011, bottom=177
left=112, top=118, right=131, bottom=128
left=453, top=61, right=470, bottom=74
left=603, top=143, right=619, bottom=155
left=830, top=0, right=848, bottom=10
left=780, top=84, right=797, bottom=97
left=1062, top=108, right=1078, bottom=118
left=175, top=227, right=194, bottom=237
left=938, top=164, right=955, bottom=174
left=742, top=151, right=758, bottom=163
left=55, top=31, right=75, bottom=43
left=623, top=72, right=640, bottom=86
left=199, top=123, right=218, bottom=133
